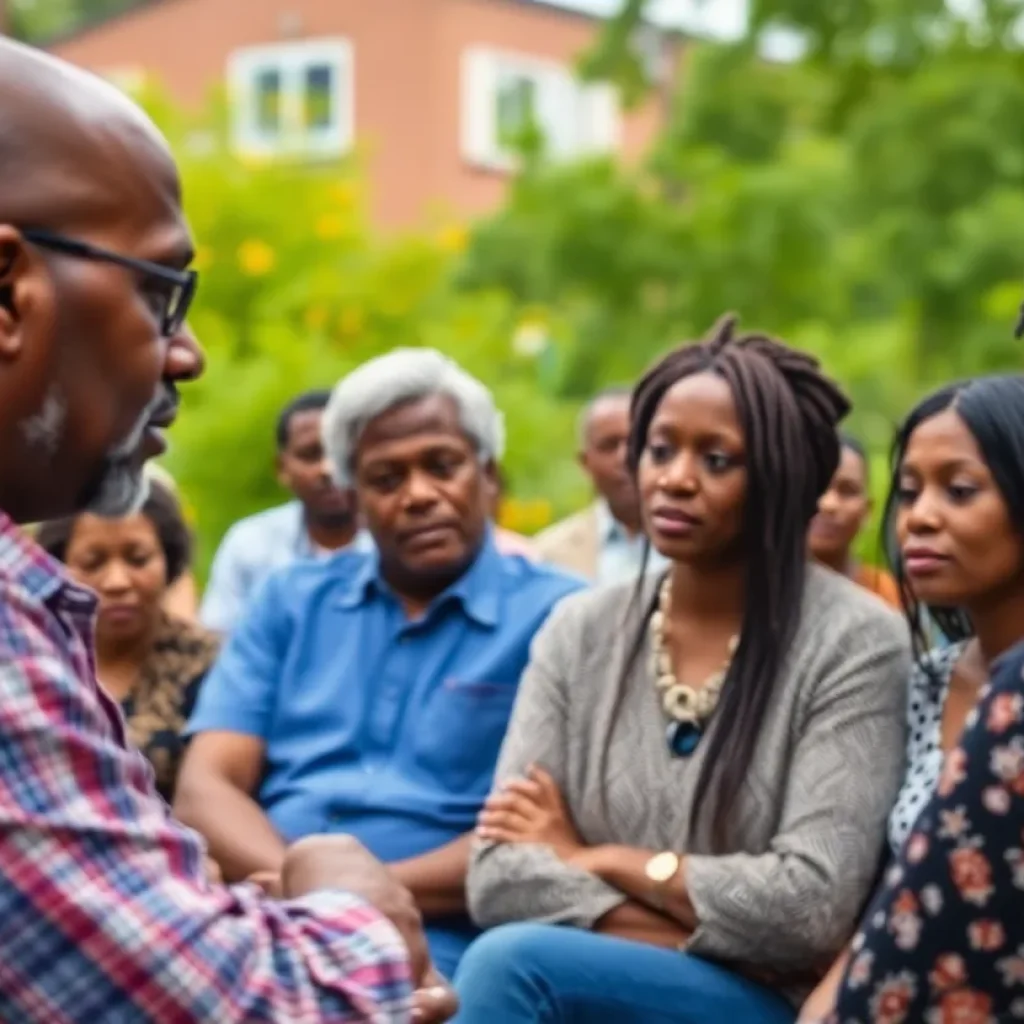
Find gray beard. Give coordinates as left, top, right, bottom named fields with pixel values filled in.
left=19, top=384, right=155, bottom=518
left=84, top=449, right=150, bottom=518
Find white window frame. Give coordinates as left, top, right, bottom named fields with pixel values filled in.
left=227, top=38, right=354, bottom=160
left=461, top=46, right=621, bottom=171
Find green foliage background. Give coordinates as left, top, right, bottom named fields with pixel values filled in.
left=137, top=97, right=585, bottom=577
left=18, top=0, right=1024, bottom=577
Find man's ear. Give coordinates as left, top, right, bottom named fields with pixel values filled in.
left=275, top=451, right=289, bottom=489
left=0, top=232, right=23, bottom=360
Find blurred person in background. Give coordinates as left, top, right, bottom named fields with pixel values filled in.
left=822, top=374, right=1024, bottom=1023
left=454, top=317, right=909, bottom=1024
left=176, top=348, right=583, bottom=980
left=0, top=38, right=441, bottom=1023
left=808, top=433, right=900, bottom=607
left=145, top=462, right=199, bottom=619
left=37, top=480, right=217, bottom=803
left=200, top=388, right=370, bottom=632
left=535, top=386, right=668, bottom=584
left=488, top=467, right=538, bottom=560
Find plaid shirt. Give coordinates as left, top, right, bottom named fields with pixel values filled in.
left=0, top=512, right=413, bottom=1022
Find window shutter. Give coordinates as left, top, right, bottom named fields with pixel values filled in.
left=461, top=47, right=498, bottom=166
left=581, top=82, right=621, bottom=154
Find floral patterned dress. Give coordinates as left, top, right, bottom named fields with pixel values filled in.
left=831, top=640, right=1024, bottom=1023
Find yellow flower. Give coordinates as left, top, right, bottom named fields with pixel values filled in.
left=498, top=499, right=523, bottom=531
left=238, top=153, right=270, bottom=171
left=338, top=307, right=364, bottom=337
left=237, top=239, right=276, bottom=277
left=522, top=499, right=553, bottom=532
left=304, top=305, right=329, bottom=331
left=315, top=213, right=347, bottom=240
left=330, top=181, right=359, bottom=209
left=499, top=498, right=552, bottom=533
left=436, top=224, right=468, bottom=254
left=192, top=245, right=214, bottom=272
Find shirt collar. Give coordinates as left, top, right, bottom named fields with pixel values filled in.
left=286, top=501, right=315, bottom=558
left=595, top=500, right=632, bottom=544
left=0, top=510, right=94, bottom=608
left=334, top=529, right=503, bottom=629
left=290, top=502, right=373, bottom=560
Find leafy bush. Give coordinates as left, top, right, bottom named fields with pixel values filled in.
left=138, top=95, right=587, bottom=578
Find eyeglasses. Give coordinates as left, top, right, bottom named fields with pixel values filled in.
left=21, top=228, right=198, bottom=338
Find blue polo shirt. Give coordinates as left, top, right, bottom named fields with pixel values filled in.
left=186, top=533, right=582, bottom=976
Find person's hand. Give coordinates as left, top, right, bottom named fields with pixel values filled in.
left=282, top=835, right=430, bottom=985
left=476, top=764, right=583, bottom=861
left=247, top=870, right=283, bottom=898
left=794, top=948, right=847, bottom=1023
left=796, top=970, right=840, bottom=1024
left=411, top=967, right=459, bottom=1023
left=203, top=855, right=224, bottom=885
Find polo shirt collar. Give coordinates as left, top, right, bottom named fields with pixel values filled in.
left=334, top=529, right=503, bottom=629
left=596, top=500, right=629, bottom=544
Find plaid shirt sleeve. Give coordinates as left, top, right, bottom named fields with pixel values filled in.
left=0, top=581, right=413, bottom=1023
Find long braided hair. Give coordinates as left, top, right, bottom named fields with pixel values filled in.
left=617, top=314, right=850, bottom=852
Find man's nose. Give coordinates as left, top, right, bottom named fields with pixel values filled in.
left=404, top=470, right=439, bottom=509
left=165, top=324, right=205, bottom=383
left=318, top=456, right=337, bottom=486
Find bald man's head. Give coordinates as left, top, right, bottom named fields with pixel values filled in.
left=0, top=39, right=177, bottom=230
left=0, top=40, right=203, bottom=525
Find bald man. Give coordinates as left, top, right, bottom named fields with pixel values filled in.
left=0, top=40, right=450, bottom=1023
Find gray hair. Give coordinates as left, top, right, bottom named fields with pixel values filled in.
left=323, top=348, right=506, bottom=486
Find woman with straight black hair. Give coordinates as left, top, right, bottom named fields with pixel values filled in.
left=453, top=316, right=911, bottom=1024
left=822, top=375, right=1024, bottom=1023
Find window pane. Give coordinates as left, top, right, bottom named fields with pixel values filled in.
left=495, top=72, right=537, bottom=149
left=304, top=63, right=336, bottom=131
left=254, top=67, right=282, bottom=135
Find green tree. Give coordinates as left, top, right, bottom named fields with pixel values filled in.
left=451, top=0, right=1024, bottom=558
left=6, top=0, right=142, bottom=41
left=460, top=1, right=1024, bottom=414
left=129, top=93, right=585, bottom=575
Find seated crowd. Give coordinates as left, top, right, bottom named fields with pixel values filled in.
left=45, top=328, right=1024, bottom=1023
left=3, top=41, right=1021, bottom=1022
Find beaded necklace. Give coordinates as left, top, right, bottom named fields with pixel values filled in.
left=650, top=575, right=738, bottom=757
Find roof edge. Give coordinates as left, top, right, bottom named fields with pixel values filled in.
left=45, top=0, right=684, bottom=51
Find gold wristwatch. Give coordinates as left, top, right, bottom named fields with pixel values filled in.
left=644, top=851, right=681, bottom=908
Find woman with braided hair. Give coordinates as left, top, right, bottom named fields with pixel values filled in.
left=453, top=316, right=911, bottom=1023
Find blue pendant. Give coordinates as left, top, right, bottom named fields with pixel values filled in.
left=667, top=720, right=702, bottom=757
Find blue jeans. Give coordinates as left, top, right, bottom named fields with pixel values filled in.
left=453, top=923, right=797, bottom=1023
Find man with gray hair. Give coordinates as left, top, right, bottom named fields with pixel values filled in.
left=178, top=348, right=583, bottom=980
